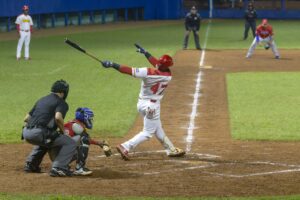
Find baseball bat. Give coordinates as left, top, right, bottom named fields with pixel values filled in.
left=64, top=38, right=103, bottom=63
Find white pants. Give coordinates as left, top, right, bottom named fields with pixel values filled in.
left=17, top=31, right=31, bottom=59
left=121, top=99, right=176, bottom=155
left=246, top=36, right=279, bottom=58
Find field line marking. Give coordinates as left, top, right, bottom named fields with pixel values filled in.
left=204, top=168, right=300, bottom=178
left=185, top=20, right=212, bottom=153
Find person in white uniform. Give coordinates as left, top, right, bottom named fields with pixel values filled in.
left=100, top=44, right=186, bottom=160
left=15, top=5, right=33, bottom=60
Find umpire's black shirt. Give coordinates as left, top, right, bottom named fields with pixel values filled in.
left=244, top=8, right=257, bottom=22
left=185, top=13, right=201, bottom=31
left=27, top=93, right=69, bottom=130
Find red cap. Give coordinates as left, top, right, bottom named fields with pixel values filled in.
left=262, top=19, right=268, bottom=25
left=22, top=5, right=29, bottom=11
left=158, top=55, right=173, bottom=69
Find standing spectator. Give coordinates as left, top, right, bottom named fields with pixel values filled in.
left=16, top=5, right=33, bottom=60
left=243, top=2, right=257, bottom=40
left=183, top=6, right=202, bottom=50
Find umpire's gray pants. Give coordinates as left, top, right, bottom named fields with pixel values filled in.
left=183, top=29, right=201, bottom=49
left=23, top=127, right=77, bottom=170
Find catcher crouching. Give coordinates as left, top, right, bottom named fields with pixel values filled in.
left=49, top=107, right=112, bottom=176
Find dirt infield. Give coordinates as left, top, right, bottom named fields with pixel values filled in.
left=1, top=49, right=300, bottom=197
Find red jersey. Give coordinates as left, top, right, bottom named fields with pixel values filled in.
left=256, top=25, right=273, bottom=39
left=64, top=119, right=98, bottom=145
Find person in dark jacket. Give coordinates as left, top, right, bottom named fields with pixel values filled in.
left=244, top=2, right=257, bottom=40
left=183, top=6, right=201, bottom=50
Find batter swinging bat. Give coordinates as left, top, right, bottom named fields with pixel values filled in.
left=64, top=38, right=103, bottom=63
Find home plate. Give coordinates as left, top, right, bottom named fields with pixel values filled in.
left=200, top=65, right=213, bottom=69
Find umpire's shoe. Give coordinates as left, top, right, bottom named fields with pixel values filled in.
left=49, top=167, right=73, bottom=177
left=24, top=162, right=41, bottom=173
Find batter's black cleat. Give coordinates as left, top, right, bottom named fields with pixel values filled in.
left=24, top=162, right=41, bottom=173
left=49, top=167, right=73, bottom=177
left=196, top=47, right=202, bottom=50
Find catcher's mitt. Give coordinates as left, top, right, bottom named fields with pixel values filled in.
left=99, top=140, right=112, bottom=157
left=264, top=44, right=270, bottom=50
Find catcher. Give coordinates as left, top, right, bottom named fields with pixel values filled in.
left=50, top=107, right=112, bottom=176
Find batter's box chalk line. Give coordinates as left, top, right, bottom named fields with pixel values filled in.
left=96, top=150, right=220, bottom=159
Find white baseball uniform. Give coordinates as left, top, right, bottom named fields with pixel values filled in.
left=121, top=67, right=178, bottom=155
left=15, top=14, right=33, bottom=59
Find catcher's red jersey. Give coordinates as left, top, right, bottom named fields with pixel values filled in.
left=64, top=120, right=85, bottom=137
left=256, top=25, right=273, bottom=39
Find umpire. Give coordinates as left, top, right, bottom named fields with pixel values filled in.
left=183, top=6, right=201, bottom=50
left=243, top=2, right=257, bottom=40
left=22, top=79, right=77, bottom=177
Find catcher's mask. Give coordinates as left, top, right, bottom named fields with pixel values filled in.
left=157, top=54, right=173, bottom=70
left=75, top=107, right=94, bottom=129
left=191, top=6, right=197, bottom=14
left=51, top=79, right=69, bottom=100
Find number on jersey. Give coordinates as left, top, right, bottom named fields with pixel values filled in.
left=151, top=83, right=168, bottom=95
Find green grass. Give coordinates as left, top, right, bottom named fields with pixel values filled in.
left=227, top=72, right=300, bottom=140
left=0, top=19, right=299, bottom=143
left=0, top=22, right=190, bottom=143
left=1, top=193, right=300, bottom=200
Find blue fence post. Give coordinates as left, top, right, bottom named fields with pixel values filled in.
left=135, top=8, right=138, bottom=20
left=125, top=8, right=128, bottom=21
left=7, top=17, right=11, bottom=32
left=37, top=14, right=41, bottom=29
left=114, top=10, right=118, bottom=22
left=101, top=10, right=106, bottom=24
left=78, top=12, right=82, bottom=25
left=51, top=13, right=55, bottom=28
left=64, top=13, right=68, bottom=26
left=281, top=0, right=286, bottom=10
left=90, top=11, right=94, bottom=23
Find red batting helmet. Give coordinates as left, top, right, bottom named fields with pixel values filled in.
left=22, top=5, right=29, bottom=11
left=158, top=55, right=173, bottom=69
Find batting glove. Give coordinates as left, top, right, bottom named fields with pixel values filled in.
left=134, top=43, right=147, bottom=54
left=101, top=60, right=120, bottom=69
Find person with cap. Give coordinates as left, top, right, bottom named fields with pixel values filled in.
left=183, top=6, right=202, bottom=50
left=22, top=80, right=77, bottom=177
left=246, top=19, right=280, bottom=59
left=15, top=5, right=33, bottom=60
left=243, top=2, right=257, bottom=40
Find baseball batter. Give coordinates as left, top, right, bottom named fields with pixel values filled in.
left=246, top=19, right=280, bottom=59
left=100, top=44, right=185, bottom=160
left=62, top=107, right=112, bottom=176
left=15, top=5, right=33, bottom=60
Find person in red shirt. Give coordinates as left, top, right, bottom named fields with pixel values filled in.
left=246, top=19, right=280, bottom=59
left=48, top=107, right=112, bottom=176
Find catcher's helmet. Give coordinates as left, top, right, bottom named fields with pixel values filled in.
left=51, top=79, right=69, bottom=100
left=22, top=5, right=29, bottom=11
left=158, top=54, right=173, bottom=69
left=75, top=107, right=94, bottom=129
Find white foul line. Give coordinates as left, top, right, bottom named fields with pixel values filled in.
left=185, top=20, right=212, bottom=153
